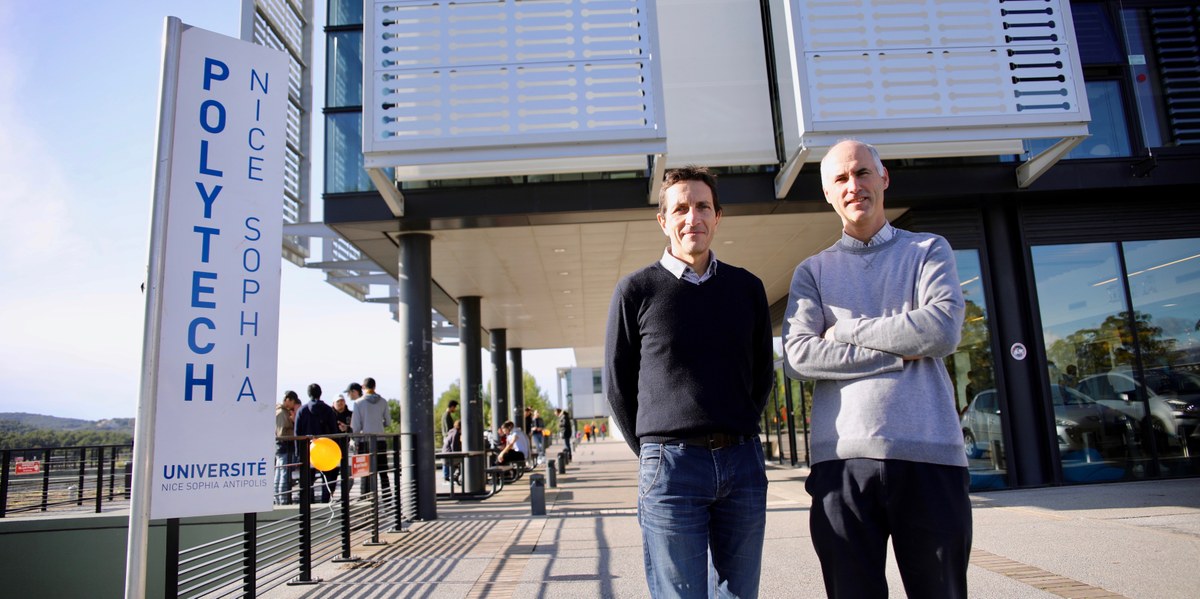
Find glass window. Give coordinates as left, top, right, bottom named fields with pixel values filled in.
left=1120, top=9, right=1172, bottom=149
left=1025, top=80, right=1133, bottom=159
left=1032, top=239, right=1200, bottom=482
left=325, top=112, right=375, bottom=193
left=328, top=0, right=363, bottom=27
left=1073, top=3, right=1123, bottom=65
left=1033, top=243, right=1138, bottom=481
left=326, top=31, right=363, bottom=108
left=1122, top=238, right=1200, bottom=469
left=945, top=250, right=1006, bottom=490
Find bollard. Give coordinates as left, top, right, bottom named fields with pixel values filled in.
left=529, top=474, right=546, bottom=516
left=546, top=460, right=557, bottom=488
left=558, top=452, right=566, bottom=474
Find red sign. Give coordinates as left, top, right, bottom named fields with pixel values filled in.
left=351, top=454, right=371, bottom=479
left=15, top=460, right=42, bottom=475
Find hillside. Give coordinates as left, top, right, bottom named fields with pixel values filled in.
left=0, top=413, right=134, bottom=433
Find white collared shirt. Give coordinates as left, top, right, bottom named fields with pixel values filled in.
left=659, top=248, right=718, bottom=285
left=840, top=222, right=896, bottom=249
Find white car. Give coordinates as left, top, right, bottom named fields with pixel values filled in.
left=1076, top=372, right=1187, bottom=449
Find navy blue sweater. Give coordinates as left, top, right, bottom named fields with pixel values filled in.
left=604, top=261, right=773, bottom=455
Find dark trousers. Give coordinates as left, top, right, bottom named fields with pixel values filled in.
left=806, top=459, right=972, bottom=599
left=360, top=440, right=391, bottom=493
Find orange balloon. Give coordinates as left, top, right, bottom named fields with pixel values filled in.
left=309, top=437, right=342, bottom=471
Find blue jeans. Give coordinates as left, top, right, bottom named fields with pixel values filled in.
left=274, top=450, right=294, bottom=505
left=638, top=438, right=768, bottom=599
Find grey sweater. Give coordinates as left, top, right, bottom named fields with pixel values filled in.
left=352, top=393, right=391, bottom=435
left=783, top=229, right=967, bottom=467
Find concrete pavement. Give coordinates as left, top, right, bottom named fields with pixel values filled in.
left=263, top=438, right=1200, bottom=598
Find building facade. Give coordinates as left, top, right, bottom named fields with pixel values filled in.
left=313, top=0, right=1200, bottom=505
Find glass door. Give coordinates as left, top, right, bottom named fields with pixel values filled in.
left=945, top=250, right=1006, bottom=490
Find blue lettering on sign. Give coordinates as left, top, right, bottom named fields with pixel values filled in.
left=182, top=54, right=233, bottom=403
left=198, top=139, right=223, bottom=177
left=185, top=362, right=214, bottom=402
left=190, top=271, right=217, bottom=309
left=237, top=377, right=257, bottom=402
left=192, top=226, right=220, bottom=263
left=199, top=99, right=226, bottom=134
left=188, top=317, right=215, bottom=354
left=203, top=58, right=229, bottom=90
left=195, top=183, right=221, bottom=219
left=247, top=156, right=263, bottom=181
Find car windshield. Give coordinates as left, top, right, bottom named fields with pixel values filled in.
left=1051, top=385, right=1095, bottom=407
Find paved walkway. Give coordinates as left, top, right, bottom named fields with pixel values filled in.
left=264, top=438, right=1200, bottom=598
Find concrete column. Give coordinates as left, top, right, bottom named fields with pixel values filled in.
left=510, top=348, right=524, bottom=428
left=397, top=233, right=437, bottom=521
left=459, top=296, right=485, bottom=494
left=490, top=329, right=508, bottom=435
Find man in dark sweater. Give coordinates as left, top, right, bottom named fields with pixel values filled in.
left=294, top=383, right=339, bottom=503
left=605, top=166, right=773, bottom=598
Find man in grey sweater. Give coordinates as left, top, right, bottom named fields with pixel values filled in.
left=350, top=377, right=392, bottom=494
left=783, top=140, right=969, bottom=598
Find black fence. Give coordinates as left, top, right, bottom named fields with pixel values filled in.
left=0, top=443, right=134, bottom=517
left=1, top=433, right=416, bottom=597
left=166, top=432, right=412, bottom=598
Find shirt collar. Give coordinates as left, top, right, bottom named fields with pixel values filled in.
left=840, top=221, right=895, bottom=249
left=660, top=248, right=719, bottom=282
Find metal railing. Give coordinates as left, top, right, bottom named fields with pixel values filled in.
left=0, top=443, right=134, bottom=517
left=167, top=432, right=413, bottom=598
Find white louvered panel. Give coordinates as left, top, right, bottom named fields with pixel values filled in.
left=365, top=0, right=665, bottom=161
left=378, top=61, right=653, bottom=140
left=796, top=0, right=1083, bottom=129
left=373, top=0, right=648, bottom=70
left=806, top=46, right=1080, bottom=123
left=799, top=0, right=1069, bottom=51
left=257, top=0, right=305, bottom=55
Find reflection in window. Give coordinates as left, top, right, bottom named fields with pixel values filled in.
left=325, top=113, right=376, bottom=194
left=1033, top=238, right=1200, bottom=482
left=328, top=0, right=364, bottom=27
left=944, top=250, right=1005, bottom=490
left=1025, top=81, right=1132, bottom=159
left=327, top=31, right=363, bottom=108
left=1123, top=238, right=1200, bottom=467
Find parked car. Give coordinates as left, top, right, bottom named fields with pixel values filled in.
left=1076, top=371, right=1194, bottom=448
left=1139, top=369, right=1200, bottom=437
left=961, top=386, right=1133, bottom=460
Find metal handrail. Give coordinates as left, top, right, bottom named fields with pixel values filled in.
left=0, top=443, right=134, bottom=517
left=163, top=432, right=415, bottom=598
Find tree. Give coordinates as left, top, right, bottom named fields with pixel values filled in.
left=521, top=371, right=555, bottom=436
left=1046, top=310, right=1177, bottom=379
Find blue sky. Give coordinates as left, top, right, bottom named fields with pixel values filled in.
left=0, top=2, right=572, bottom=420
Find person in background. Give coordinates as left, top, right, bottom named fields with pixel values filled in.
left=441, top=400, right=459, bottom=481
left=274, top=390, right=301, bottom=505
left=334, top=395, right=353, bottom=433
left=294, top=383, right=338, bottom=503
left=530, top=409, right=546, bottom=464
left=351, top=378, right=392, bottom=494
left=555, top=408, right=574, bottom=458
left=496, top=420, right=530, bottom=466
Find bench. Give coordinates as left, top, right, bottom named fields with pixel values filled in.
left=484, top=464, right=515, bottom=490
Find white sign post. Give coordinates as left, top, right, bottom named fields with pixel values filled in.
left=126, top=17, right=288, bottom=598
